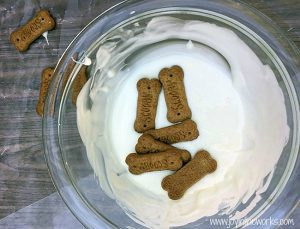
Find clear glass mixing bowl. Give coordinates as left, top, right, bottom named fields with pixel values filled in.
left=43, top=0, right=300, bottom=228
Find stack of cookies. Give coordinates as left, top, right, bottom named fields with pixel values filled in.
left=125, top=65, right=217, bottom=200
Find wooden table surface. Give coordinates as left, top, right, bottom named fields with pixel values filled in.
left=0, top=0, right=299, bottom=228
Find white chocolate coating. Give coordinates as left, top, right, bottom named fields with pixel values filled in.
left=76, top=17, right=289, bottom=228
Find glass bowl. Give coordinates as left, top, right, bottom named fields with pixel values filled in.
left=43, top=0, right=300, bottom=228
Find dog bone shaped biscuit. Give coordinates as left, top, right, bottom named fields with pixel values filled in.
left=126, top=149, right=191, bottom=175
left=145, top=119, right=199, bottom=144
left=135, top=134, right=175, bottom=154
left=161, top=150, right=217, bottom=200
left=10, top=10, right=55, bottom=52
left=159, top=65, right=191, bottom=123
left=72, top=65, right=88, bottom=105
left=36, top=67, right=54, bottom=117
left=134, top=78, right=162, bottom=133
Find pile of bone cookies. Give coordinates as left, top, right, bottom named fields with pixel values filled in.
left=126, top=65, right=217, bottom=200
left=10, top=9, right=217, bottom=201
left=9, top=10, right=88, bottom=117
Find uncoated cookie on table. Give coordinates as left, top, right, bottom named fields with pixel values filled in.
left=10, top=10, right=55, bottom=52
left=161, top=150, right=217, bottom=200
left=134, top=78, right=162, bottom=133
left=145, top=119, right=199, bottom=144
left=159, top=65, right=191, bottom=123
left=36, top=67, right=54, bottom=117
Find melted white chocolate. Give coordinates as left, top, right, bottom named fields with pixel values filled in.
left=76, top=17, right=289, bottom=228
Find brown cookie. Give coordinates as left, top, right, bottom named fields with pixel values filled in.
left=135, top=134, right=175, bottom=154
left=126, top=149, right=189, bottom=175
left=61, top=53, right=78, bottom=94
left=169, top=148, right=191, bottom=163
left=159, top=65, right=191, bottom=123
left=145, top=119, right=199, bottom=144
left=10, top=10, right=55, bottom=52
left=161, top=150, right=217, bottom=200
left=36, top=67, right=54, bottom=117
left=71, top=65, right=88, bottom=105
left=134, top=78, right=162, bottom=133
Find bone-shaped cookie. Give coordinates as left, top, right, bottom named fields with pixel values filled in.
left=159, top=65, right=191, bottom=123
left=161, top=150, right=217, bottom=200
left=135, top=134, right=191, bottom=163
left=61, top=53, right=78, bottom=94
left=135, top=134, right=175, bottom=154
left=72, top=65, right=88, bottom=105
left=134, top=78, right=162, bottom=133
left=126, top=149, right=191, bottom=175
left=145, top=119, right=199, bottom=144
left=10, top=10, right=55, bottom=52
left=36, top=67, right=54, bottom=117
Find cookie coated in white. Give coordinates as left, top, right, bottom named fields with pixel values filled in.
left=76, top=17, right=289, bottom=228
